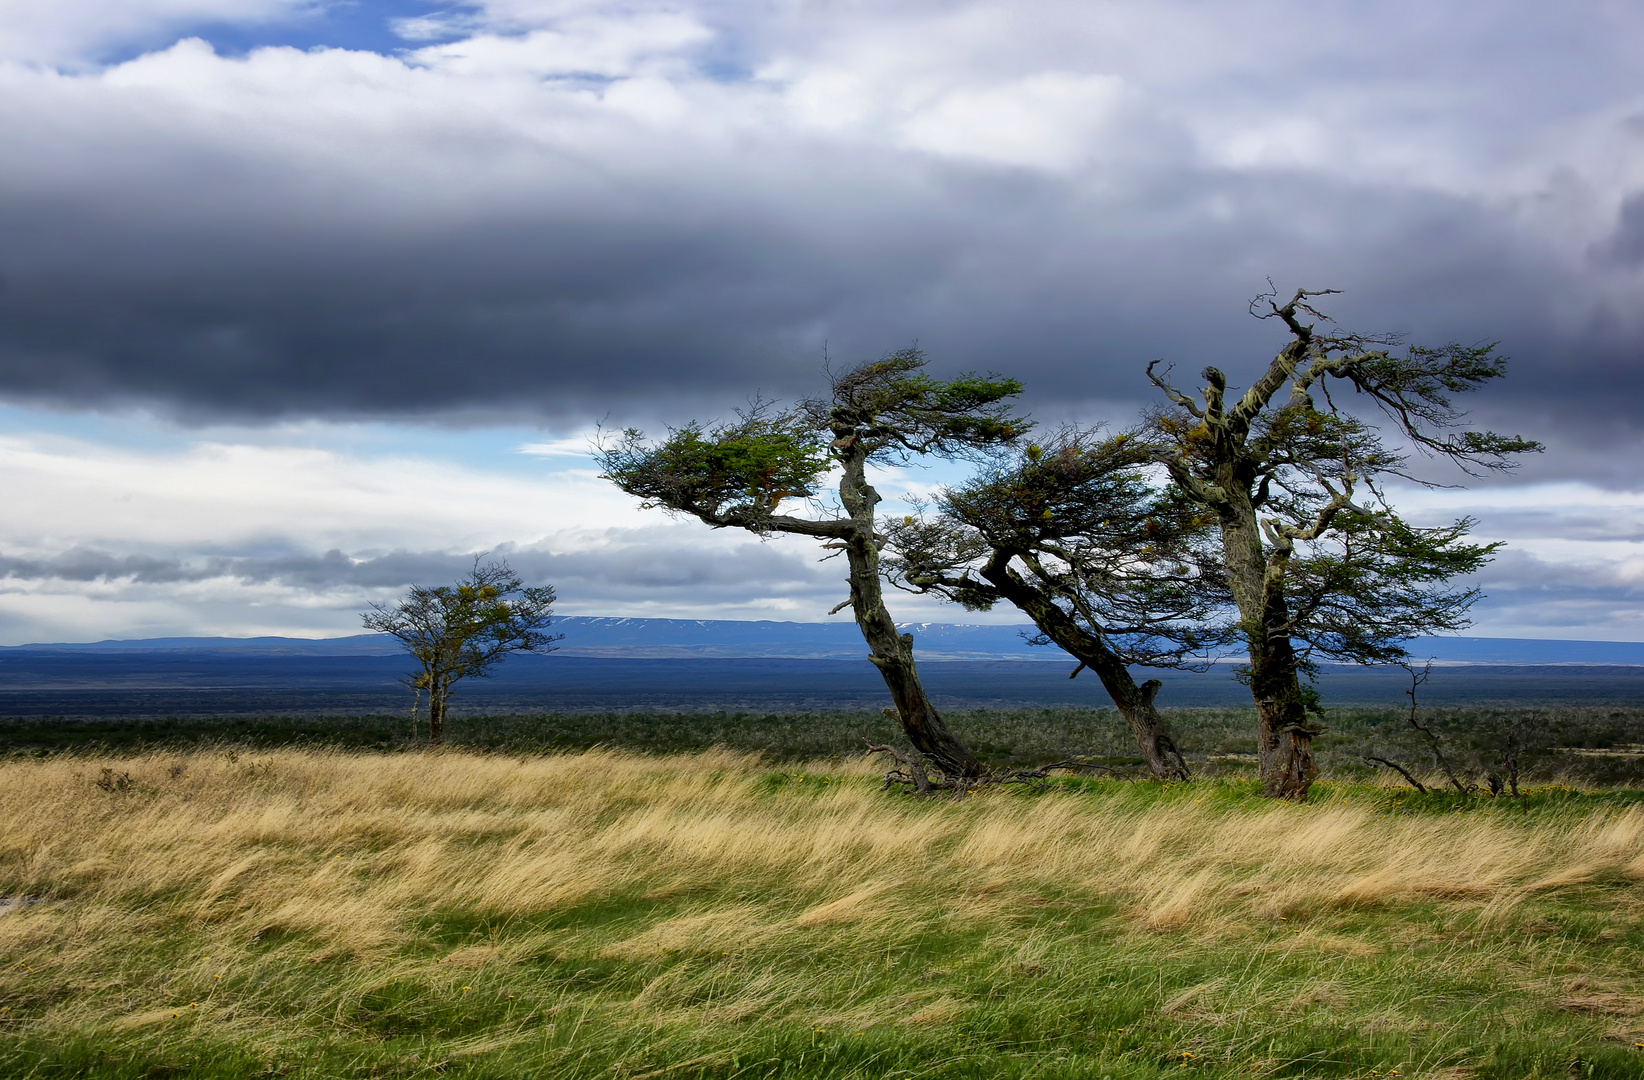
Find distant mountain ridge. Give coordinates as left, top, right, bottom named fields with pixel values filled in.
left=7, top=617, right=1644, bottom=665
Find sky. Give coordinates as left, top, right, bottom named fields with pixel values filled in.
left=1, top=0, right=1643, bottom=644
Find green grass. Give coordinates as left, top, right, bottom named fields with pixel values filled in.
left=15, top=913, right=1642, bottom=1080
left=0, top=749, right=1641, bottom=1078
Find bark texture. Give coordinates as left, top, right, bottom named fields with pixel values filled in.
left=427, top=680, right=448, bottom=747
left=1215, top=489, right=1319, bottom=799
left=1146, top=308, right=1339, bottom=800
left=836, top=437, right=982, bottom=776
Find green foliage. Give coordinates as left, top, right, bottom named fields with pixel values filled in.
left=1281, top=512, right=1500, bottom=667
left=596, top=406, right=833, bottom=529
left=361, top=559, right=559, bottom=736
left=597, top=350, right=1029, bottom=535
left=886, top=427, right=1231, bottom=668
left=939, top=429, right=1160, bottom=548
left=1362, top=341, right=1508, bottom=399
left=818, top=349, right=1029, bottom=461
left=363, top=561, right=558, bottom=685
left=1347, top=343, right=1538, bottom=463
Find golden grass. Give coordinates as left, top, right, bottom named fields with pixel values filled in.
left=2, top=750, right=1640, bottom=957
left=1, top=748, right=1641, bottom=1076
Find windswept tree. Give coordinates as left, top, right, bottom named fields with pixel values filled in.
left=362, top=559, right=560, bottom=745
left=597, top=349, right=1027, bottom=779
left=886, top=427, right=1231, bottom=781
left=1146, top=287, right=1539, bottom=799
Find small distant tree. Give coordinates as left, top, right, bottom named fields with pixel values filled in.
left=597, top=349, right=1027, bottom=779
left=886, top=426, right=1233, bottom=781
left=362, top=559, right=560, bottom=745
left=1146, top=287, right=1539, bottom=799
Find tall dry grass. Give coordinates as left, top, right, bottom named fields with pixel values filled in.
left=5, top=749, right=1639, bottom=937
left=1, top=749, right=1641, bottom=1077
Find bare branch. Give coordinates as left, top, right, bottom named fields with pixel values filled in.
left=1400, top=660, right=1472, bottom=794
left=1146, top=360, right=1204, bottom=417
left=1363, top=755, right=1429, bottom=793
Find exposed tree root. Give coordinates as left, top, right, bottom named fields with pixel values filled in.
left=863, top=741, right=1119, bottom=799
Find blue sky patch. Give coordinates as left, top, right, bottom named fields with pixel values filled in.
left=98, top=1, right=474, bottom=66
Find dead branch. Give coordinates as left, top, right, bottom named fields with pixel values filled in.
left=1145, top=360, right=1203, bottom=417
left=863, top=741, right=1121, bottom=798
left=863, top=741, right=935, bottom=797
left=1363, top=755, right=1428, bottom=793
left=1401, top=661, right=1472, bottom=794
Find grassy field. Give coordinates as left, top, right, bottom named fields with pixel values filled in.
left=1, top=748, right=1642, bottom=1078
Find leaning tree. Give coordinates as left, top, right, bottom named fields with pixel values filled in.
left=885, top=426, right=1232, bottom=781
left=596, top=350, right=1027, bottom=779
left=1146, top=287, right=1538, bottom=799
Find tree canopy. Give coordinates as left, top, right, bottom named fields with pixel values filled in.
left=598, top=349, right=1027, bottom=779
left=1145, top=286, right=1539, bottom=798
left=362, top=559, right=559, bottom=745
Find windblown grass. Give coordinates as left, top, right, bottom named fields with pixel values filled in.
left=1, top=749, right=1641, bottom=1078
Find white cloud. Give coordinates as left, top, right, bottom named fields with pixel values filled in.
left=1379, top=479, right=1644, bottom=639
left=898, top=72, right=1127, bottom=171
left=0, top=0, right=1637, bottom=285
left=408, top=14, right=712, bottom=79
left=517, top=436, right=597, bottom=458
left=0, top=429, right=599, bottom=552
left=2, top=1, right=1635, bottom=207
left=0, top=423, right=993, bottom=642
left=391, top=14, right=481, bottom=43
left=0, top=425, right=1639, bottom=643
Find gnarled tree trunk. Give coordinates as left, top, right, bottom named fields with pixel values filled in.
left=1219, top=498, right=1317, bottom=800
left=1116, top=679, right=1190, bottom=783
left=838, top=444, right=982, bottom=778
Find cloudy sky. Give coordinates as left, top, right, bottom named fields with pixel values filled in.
left=1, top=0, right=1642, bottom=644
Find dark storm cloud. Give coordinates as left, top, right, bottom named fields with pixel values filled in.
left=0, top=168, right=1618, bottom=436
left=1596, top=192, right=1644, bottom=267
left=0, top=203, right=893, bottom=419
left=1, top=0, right=1642, bottom=453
